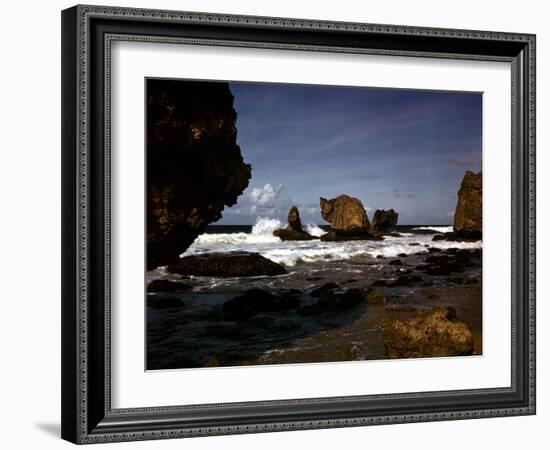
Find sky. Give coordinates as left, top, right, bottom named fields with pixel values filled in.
left=218, top=81, right=482, bottom=226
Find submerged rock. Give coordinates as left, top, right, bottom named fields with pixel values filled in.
left=299, top=286, right=377, bottom=316
left=147, top=295, right=186, bottom=309
left=222, top=288, right=301, bottom=320
left=310, top=282, right=340, bottom=297
left=371, top=209, right=399, bottom=232
left=147, top=279, right=192, bottom=293
left=387, top=274, right=424, bottom=287
left=147, top=79, right=251, bottom=269
left=273, top=206, right=315, bottom=241
left=167, top=252, right=287, bottom=277
left=384, top=307, right=473, bottom=358
left=319, top=195, right=376, bottom=240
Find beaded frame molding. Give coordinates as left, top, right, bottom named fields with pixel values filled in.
left=61, top=4, right=536, bottom=444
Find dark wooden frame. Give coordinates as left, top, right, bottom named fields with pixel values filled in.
left=61, top=4, right=536, bottom=444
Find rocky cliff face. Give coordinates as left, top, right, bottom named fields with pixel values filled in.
left=371, top=209, right=399, bottom=232
left=454, top=171, right=482, bottom=238
left=320, top=195, right=374, bottom=240
left=147, top=79, right=251, bottom=269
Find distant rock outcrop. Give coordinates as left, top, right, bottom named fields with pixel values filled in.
left=167, top=252, right=287, bottom=277
left=273, top=206, right=315, bottom=241
left=147, top=79, right=251, bottom=269
left=371, top=209, right=399, bottom=232
left=454, top=171, right=482, bottom=239
left=319, top=195, right=376, bottom=241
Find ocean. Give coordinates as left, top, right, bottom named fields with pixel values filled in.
left=147, top=217, right=483, bottom=370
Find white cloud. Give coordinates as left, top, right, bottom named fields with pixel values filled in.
left=248, top=183, right=283, bottom=207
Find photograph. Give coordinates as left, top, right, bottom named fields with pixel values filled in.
left=146, top=78, right=483, bottom=370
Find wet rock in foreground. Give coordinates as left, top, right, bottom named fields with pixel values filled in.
left=383, top=307, right=473, bottom=358
left=168, top=252, right=287, bottom=277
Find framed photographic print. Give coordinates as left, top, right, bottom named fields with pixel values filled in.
left=61, top=4, right=536, bottom=444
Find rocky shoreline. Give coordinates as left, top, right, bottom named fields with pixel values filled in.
left=147, top=244, right=482, bottom=369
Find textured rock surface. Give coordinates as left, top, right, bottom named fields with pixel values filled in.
left=167, top=252, right=287, bottom=277
left=371, top=209, right=399, bottom=232
left=319, top=195, right=374, bottom=240
left=273, top=206, right=315, bottom=241
left=384, top=307, right=473, bottom=358
left=147, top=79, right=251, bottom=269
left=454, top=171, right=482, bottom=236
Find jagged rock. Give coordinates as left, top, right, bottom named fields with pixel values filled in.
left=273, top=206, right=315, bottom=241
left=454, top=171, right=482, bottom=236
left=371, top=209, right=399, bottom=232
left=384, top=307, right=474, bottom=358
left=147, top=79, right=251, bottom=269
left=167, top=252, right=287, bottom=277
left=319, top=195, right=375, bottom=240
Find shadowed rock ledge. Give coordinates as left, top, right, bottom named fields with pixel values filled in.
left=147, top=79, right=251, bottom=269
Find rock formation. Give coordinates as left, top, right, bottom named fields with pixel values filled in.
left=273, top=206, right=315, bottom=241
left=454, top=171, right=482, bottom=239
left=147, top=79, right=251, bottom=269
left=167, top=252, right=287, bottom=277
left=432, top=171, right=482, bottom=242
left=383, top=307, right=473, bottom=358
left=319, top=195, right=375, bottom=241
left=371, top=209, right=399, bottom=232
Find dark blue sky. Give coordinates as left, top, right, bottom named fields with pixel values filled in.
left=219, top=81, right=482, bottom=225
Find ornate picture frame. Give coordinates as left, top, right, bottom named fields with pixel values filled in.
left=61, top=4, right=535, bottom=444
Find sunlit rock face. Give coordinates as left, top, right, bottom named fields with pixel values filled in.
left=319, top=195, right=374, bottom=241
left=147, top=79, right=251, bottom=269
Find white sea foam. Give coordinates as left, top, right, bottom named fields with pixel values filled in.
left=185, top=218, right=481, bottom=267
left=413, top=226, right=454, bottom=233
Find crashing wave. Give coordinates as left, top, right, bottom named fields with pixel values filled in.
left=304, top=223, right=325, bottom=237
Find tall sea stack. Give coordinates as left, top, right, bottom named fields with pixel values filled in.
left=147, top=80, right=251, bottom=269
left=454, top=171, right=482, bottom=239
